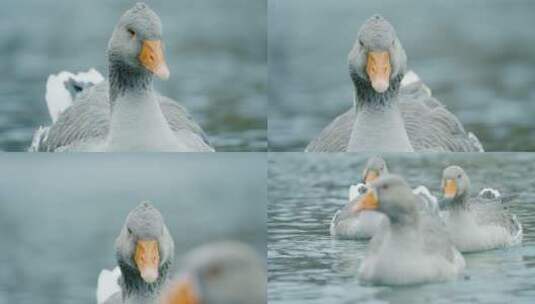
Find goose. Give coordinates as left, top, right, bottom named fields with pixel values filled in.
left=330, top=156, right=438, bottom=239
left=354, top=175, right=465, bottom=286
left=161, top=241, right=266, bottom=304
left=96, top=202, right=175, bottom=304
left=305, top=15, right=483, bottom=152
left=30, top=2, right=214, bottom=152
left=439, top=166, right=522, bottom=253
left=330, top=156, right=388, bottom=239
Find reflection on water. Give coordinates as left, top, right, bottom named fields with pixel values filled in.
left=268, top=0, right=535, bottom=151
left=0, top=0, right=266, bottom=151
left=268, top=153, right=535, bottom=303
left=0, top=154, right=266, bottom=304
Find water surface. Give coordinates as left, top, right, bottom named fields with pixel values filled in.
left=268, top=153, right=535, bottom=303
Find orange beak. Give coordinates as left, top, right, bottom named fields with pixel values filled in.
left=162, top=276, right=199, bottom=304
left=134, top=239, right=160, bottom=283
left=443, top=179, right=457, bottom=199
left=366, top=51, right=391, bottom=93
left=139, top=40, right=170, bottom=80
left=352, top=189, right=379, bottom=213
left=363, top=170, right=379, bottom=184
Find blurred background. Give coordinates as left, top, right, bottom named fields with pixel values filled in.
left=0, top=0, right=266, bottom=151
left=268, top=0, right=535, bottom=151
left=268, top=153, right=535, bottom=303
left=0, top=153, right=266, bottom=303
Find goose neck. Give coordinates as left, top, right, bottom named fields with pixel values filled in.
left=109, top=60, right=153, bottom=104
left=450, top=193, right=470, bottom=212
left=390, top=208, right=419, bottom=230
left=118, top=260, right=170, bottom=304
left=351, top=73, right=403, bottom=110
left=106, top=61, right=179, bottom=151
left=348, top=74, right=412, bottom=152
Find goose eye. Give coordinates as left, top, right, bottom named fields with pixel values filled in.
left=359, top=40, right=364, bottom=47
left=205, top=264, right=223, bottom=279
left=127, top=29, right=136, bottom=37
left=127, top=227, right=133, bottom=235
left=457, top=174, right=462, bottom=179
left=382, top=185, right=388, bottom=190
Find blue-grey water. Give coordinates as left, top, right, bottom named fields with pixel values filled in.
left=268, top=0, right=535, bottom=151
left=0, top=0, right=266, bottom=151
left=268, top=153, right=535, bottom=303
left=0, top=153, right=266, bottom=304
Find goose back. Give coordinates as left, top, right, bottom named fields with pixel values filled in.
left=35, top=81, right=212, bottom=151
left=306, top=79, right=483, bottom=152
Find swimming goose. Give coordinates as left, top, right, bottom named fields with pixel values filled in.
left=439, top=166, right=522, bottom=253
left=331, top=156, right=388, bottom=239
left=161, top=241, right=266, bottom=304
left=355, top=175, right=465, bottom=286
left=30, top=2, right=214, bottom=152
left=96, top=202, right=175, bottom=304
left=330, top=156, right=439, bottom=239
left=305, top=15, right=483, bottom=152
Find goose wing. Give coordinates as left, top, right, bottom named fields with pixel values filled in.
left=305, top=71, right=483, bottom=152
left=96, top=266, right=122, bottom=304
left=34, top=81, right=110, bottom=152
left=400, top=81, right=483, bottom=152
left=420, top=211, right=459, bottom=264
left=33, top=80, right=213, bottom=151
left=469, top=196, right=523, bottom=244
left=367, top=219, right=388, bottom=256
left=413, top=185, right=440, bottom=215
left=159, top=96, right=214, bottom=151
left=305, top=108, right=354, bottom=152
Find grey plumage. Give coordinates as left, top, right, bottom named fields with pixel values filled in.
left=31, top=2, right=213, bottom=152
left=330, top=156, right=389, bottom=239
left=103, top=201, right=175, bottom=304
left=366, top=206, right=456, bottom=263
left=439, top=166, right=522, bottom=251
left=306, top=15, right=483, bottom=152
left=357, top=175, right=464, bottom=285
left=306, top=76, right=483, bottom=152
left=35, top=81, right=211, bottom=152
left=163, top=241, right=266, bottom=304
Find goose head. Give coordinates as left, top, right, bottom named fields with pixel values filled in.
left=162, top=242, right=266, bottom=304
left=353, top=174, right=418, bottom=226
left=440, top=166, right=471, bottom=209
left=348, top=15, right=407, bottom=95
left=361, top=156, right=389, bottom=184
left=108, top=2, right=169, bottom=80
left=116, top=201, right=174, bottom=291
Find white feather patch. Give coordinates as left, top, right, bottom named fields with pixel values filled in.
left=96, top=266, right=121, bottom=304
left=349, top=183, right=367, bottom=201
left=401, top=70, right=432, bottom=96
left=478, top=188, right=501, bottom=199
left=28, top=126, right=49, bottom=151
left=400, top=70, right=420, bottom=87
left=413, top=185, right=439, bottom=214
left=45, top=68, right=104, bottom=123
